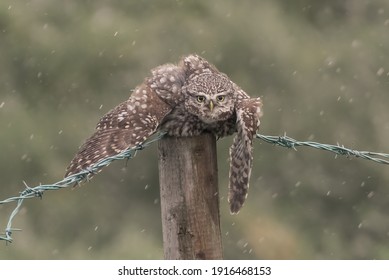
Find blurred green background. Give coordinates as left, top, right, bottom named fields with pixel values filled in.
left=1, top=0, right=389, bottom=259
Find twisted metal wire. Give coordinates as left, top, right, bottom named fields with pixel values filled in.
left=0, top=132, right=165, bottom=243
left=255, top=133, right=389, bottom=165
left=1, top=132, right=388, bottom=243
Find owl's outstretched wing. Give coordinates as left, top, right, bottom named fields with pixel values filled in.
left=228, top=97, right=262, bottom=213
left=65, top=60, right=188, bottom=177
left=65, top=84, right=172, bottom=177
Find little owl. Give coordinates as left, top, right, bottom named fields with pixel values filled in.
left=65, top=54, right=263, bottom=213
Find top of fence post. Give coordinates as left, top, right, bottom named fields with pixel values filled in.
left=158, top=133, right=223, bottom=260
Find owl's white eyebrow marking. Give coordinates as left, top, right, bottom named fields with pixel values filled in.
left=189, top=92, right=207, bottom=97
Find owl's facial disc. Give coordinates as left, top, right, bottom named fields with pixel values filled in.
left=184, top=73, right=235, bottom=123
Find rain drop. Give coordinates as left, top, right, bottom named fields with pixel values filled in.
left=377, top=67, right=385, bottom=76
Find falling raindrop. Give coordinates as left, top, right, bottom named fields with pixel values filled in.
left=377, top=67, right=385, bottom=76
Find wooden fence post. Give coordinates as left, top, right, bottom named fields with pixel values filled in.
left=158, top=133, right=223, bottom=260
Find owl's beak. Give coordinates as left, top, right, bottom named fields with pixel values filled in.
left=209, top=100, right=214, bottom=112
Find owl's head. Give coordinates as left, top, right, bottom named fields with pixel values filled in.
left=183, top=73, right=235, bottom=123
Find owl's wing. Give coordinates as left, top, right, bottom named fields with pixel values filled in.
left=65, top=84, right=172, bottom=177
left=228, top=97, right=262, bottom=213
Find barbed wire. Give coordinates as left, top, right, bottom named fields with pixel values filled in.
left=0, top=132, right=165, bottom=243
left=1, top=132, right=388, bottom=243
left=255, top=133, right=389, bottom=165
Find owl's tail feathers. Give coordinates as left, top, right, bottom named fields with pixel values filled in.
left=228, top=98, right=262, bottom=214
left=64, top=128, right=138, bottom=179
left=228, top=134, right=253, bottom=214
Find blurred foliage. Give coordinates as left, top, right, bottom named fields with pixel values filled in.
left=1, top=0, right=389, bottom=259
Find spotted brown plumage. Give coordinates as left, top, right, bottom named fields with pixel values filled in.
left=65, top=54, right=263, bottom=213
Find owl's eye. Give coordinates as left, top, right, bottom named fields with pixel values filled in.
left=196, top=95, right=206, bottom=103
left=216, top=95, right=225, bottom=102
